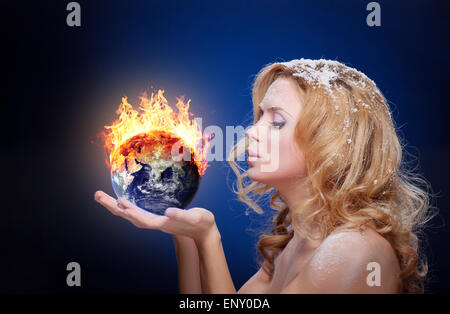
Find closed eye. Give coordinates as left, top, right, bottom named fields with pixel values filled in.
left=257, top=109, right=286, bottom=128
left=272, top=121, right=286, bottom=128
left=272, top=112, right=286, bottom=129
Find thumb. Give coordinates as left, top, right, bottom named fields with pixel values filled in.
left=165, top=207, right=182, bottom=217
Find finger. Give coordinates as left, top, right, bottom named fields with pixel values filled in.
left=165, top=207, right=201, bottom=225
left=165, top=207, right=195, bottom=223
left=164, top=207, right=183, bottom=218
left=94, top=190, right=126, bottom=216
left=116, top=197, right=140, bottom=210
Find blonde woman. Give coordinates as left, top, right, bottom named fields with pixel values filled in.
left=94, top=58, right=435, bottom=294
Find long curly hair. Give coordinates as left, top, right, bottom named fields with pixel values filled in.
left=227, top=59, right=437, bottom=293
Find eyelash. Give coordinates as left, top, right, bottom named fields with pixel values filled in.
left=259, top=110, right=286, bottom=129
left=272, top=121, right=286, bottom=128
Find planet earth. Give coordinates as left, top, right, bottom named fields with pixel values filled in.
left=110, top=131, right=201, bottom=215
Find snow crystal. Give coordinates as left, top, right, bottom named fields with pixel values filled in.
left=277, top=58, right=378, bottom=101
left=332, top=152, right=345, bottom=159
left=343, top=117, right=350, bottom=129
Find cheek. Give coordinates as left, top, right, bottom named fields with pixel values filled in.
left=247, top=130, right=307, bottom=183
left=277, top=136, right=306, bottom=176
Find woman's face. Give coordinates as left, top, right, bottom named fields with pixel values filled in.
left=246, top=76, right=307, bottom=187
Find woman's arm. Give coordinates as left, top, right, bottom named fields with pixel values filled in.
left=94, top=191, right=234, bottom=293
left=173, top=235, right=202, bottom=294
left=195, top=224, right=237, bottom=294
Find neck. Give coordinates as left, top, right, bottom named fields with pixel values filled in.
left=277, top=177, right=312, bottom=218
left=275, top=178, right=322, bottom=248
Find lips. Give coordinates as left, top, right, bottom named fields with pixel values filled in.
left=246, top=149, right=260, bottom=158
left=246, top=149, right=260, bottom=163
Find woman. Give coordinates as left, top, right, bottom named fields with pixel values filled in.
left=94, top=58, right=434, bottom=293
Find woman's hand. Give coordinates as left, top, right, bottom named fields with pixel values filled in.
left=94, top=190, right=217, bottom=244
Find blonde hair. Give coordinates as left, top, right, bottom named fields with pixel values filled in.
left=227, top=59, right=437, bottom=293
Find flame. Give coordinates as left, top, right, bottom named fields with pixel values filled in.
left=98, top=89, right=211, bottom=176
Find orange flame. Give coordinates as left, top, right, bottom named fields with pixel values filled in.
left=98, top=89, right=211, bottom=176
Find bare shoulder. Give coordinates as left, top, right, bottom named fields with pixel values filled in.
left=315, top=227, right=397, bottom=264
left=281, top=227, right=402, bottom=293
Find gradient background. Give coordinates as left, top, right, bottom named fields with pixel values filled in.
left=2, top=0, right=449, bottom=293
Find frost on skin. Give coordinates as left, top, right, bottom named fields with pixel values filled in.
left=305, top=230, right=375, bottom=291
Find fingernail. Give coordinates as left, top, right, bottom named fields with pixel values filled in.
left=94, top=191, right=103, bottom=202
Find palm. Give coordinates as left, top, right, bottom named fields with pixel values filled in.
left=94, top=190, right=215, bottom=242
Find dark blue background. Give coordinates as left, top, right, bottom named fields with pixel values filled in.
left=2, top=0, right=449, bottom=293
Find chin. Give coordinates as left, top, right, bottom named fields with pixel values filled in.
left=247, top=166, right=266, bottom=183
left=247, top=166, right=259, bottom=180
left=247, top=166, right=279, bottom=187
left=248, top=165, right=307, bottom=190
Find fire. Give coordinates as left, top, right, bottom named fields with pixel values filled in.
left=98, top=89, right=211, bottom=176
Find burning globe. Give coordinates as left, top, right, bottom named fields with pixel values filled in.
left=98, top=89, right=211, bottom=215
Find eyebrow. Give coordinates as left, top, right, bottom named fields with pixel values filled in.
left=258, top=103, right=294, bottom=118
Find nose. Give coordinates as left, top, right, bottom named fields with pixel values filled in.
left=246, top=125, right=259, bottom=143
